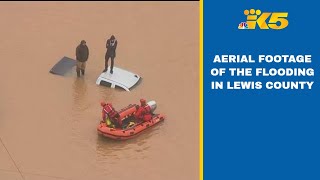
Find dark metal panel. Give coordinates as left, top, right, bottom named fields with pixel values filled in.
left=50, top=56, right=76, bottom=76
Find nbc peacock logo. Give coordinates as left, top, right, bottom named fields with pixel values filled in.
left=238, top=22, right=248, bottom=29
left=238, top=9, right=289, bottom=30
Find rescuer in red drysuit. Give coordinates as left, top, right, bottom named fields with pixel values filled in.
left=134, top=99, right=152, bottom=122
left=100, top=101, right=122, bottom=128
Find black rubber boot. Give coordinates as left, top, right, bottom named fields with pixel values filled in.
left=81, top=69, right=85, bottom=75
left=110, top=69, right=113, bottom=74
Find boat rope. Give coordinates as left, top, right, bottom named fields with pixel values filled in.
left=0, top=136, right=25, bottom=180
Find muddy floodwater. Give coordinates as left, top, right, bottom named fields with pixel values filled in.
left=0, top=2, right=199, bottom=180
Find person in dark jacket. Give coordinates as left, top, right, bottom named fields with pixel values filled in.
left=103, top=35, right=117, bottom=74
left=76, top=40, right=89, bottom=77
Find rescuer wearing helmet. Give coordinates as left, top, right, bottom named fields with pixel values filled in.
left=134, top=99, right=152, bottom=122
left=100, top=101, right=121, bottom=128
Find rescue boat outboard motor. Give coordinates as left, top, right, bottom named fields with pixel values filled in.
left=146, top=101, right=157, bottom=113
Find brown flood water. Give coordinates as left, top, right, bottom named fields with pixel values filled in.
left=0, top=2, right=199, bottom=180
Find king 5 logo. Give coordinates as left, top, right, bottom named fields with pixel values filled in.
left=238, top=9, right=288, bottom=30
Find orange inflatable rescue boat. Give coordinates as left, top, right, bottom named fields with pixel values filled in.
left=97, top=100, right=165, bottom=140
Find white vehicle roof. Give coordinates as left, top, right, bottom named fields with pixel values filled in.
left=96, top=67, right=141, bottom=91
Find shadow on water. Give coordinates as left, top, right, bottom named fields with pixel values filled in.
left=97, top=84, right=125, bottom=102
left=72, top=77, right=88, bottom=118
left=70, top=77, right=93, bottom=144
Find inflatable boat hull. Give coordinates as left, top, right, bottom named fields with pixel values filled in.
left=97, top=104, right=165, bottom=140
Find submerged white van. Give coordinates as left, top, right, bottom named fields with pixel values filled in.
left=96, top=67, right=142, bottom=91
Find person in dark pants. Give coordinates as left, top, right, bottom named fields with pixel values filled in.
left=76, top=40, right=89, bottom=77
left=103, top=35, right=117, bottom=74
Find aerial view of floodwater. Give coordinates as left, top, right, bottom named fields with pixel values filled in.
left=0, top=2, right=199, bottom=180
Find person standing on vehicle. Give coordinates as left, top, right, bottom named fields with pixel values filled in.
left=76, top=40, right=89, bottom=77
left=103, top=35, right=117, bottom=74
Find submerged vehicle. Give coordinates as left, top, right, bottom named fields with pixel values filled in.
left=50, top=58, right=141, bottom=91
left=97, top=100, right=165, bottom=140
left=96, top=67, right=142, bottom=91
left=49, top=56, right=76, bottom=76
